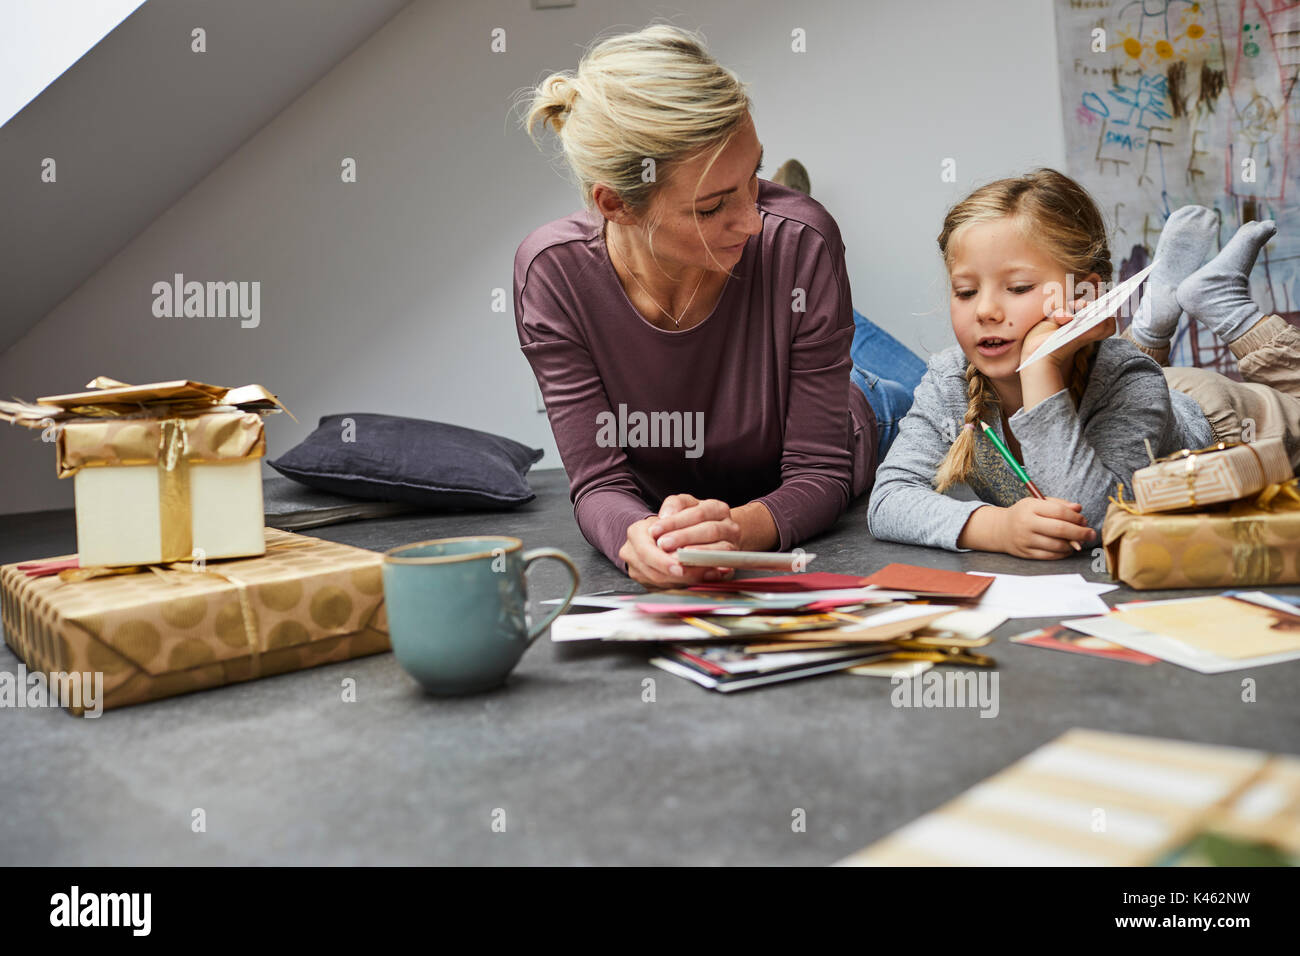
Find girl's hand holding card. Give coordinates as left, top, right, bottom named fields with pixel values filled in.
left=1022, top=295, right=1116, bottom=375
left=1017, top=261, right=1156, bottom=372
left=1019, top=290, right=1117, bottom=412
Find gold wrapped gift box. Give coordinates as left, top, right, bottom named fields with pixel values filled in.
left=0, top=528, right=389, bottom=715
left=0, top=376, right=292, bottom=568
left=1102, top=483, right=1300, bottom=590
left=1132, top=438, right=1293, bottom=513
left=63, top=411, right=269, bottom=567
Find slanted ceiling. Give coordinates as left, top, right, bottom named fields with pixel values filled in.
left=0, top=0, right=414, bottom=356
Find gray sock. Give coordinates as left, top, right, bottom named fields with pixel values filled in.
left=1128, top=205, right=1218, bottom=350
left=1176, top=219, right=1276, bottom=343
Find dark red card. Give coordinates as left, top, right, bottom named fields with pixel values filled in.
left=858, top=564, right=992, bottom=599
left=685, top=572, right=868, bottom=593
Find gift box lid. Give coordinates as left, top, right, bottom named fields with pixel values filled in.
left=55, top=410, right=267, bottom=477
left=37, top=376, right=289, bottom=416
left=0, top=375, right=293, bottom=429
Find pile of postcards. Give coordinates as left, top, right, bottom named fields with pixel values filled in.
left=550, top=566, right=1004, bottom=693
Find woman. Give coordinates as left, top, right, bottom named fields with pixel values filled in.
left=514, top=24, right=913, bottom=587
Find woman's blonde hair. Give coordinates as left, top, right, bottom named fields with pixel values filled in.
left=933, top=168, right=1114, bottom=494
left=521, top=24, right=751, bottom=222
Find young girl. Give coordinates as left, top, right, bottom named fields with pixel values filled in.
left=867, top=168, right=1300, bottom=559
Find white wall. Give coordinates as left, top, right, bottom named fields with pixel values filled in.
left=0, top=0, right=147, bottom=127
left=0, top=0, right=1066, bottom=515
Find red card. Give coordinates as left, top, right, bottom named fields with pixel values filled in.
left=634, top=594, right=868, bottom=615
left=858, top=564, right=992, bottom=599
left=1011, top=626, right=1159, bottom=664
left=18, top=557, right=80, bottom=578
left=685, top=572, right=868, bottom=593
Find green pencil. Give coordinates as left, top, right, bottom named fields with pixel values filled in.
left=978, top=419, right=1081, bottom=551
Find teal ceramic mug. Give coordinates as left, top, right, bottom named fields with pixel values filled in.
left=381, top=536, right=579, bottom=695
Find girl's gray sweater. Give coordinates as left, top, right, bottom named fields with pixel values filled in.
left=866, top=338, right=1215, bottom=551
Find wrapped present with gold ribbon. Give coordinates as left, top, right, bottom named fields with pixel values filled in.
left=0, top=376, right=292, bottom=568
left=1131, top=438, right=1294, bottom=513
left=1102, top=479, right=1300, bottom=590
left=0, top=527, right=389, bottom=715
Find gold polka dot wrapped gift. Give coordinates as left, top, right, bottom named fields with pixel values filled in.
left=0, top=528, right=390, bottom=715
left=1102, top=479, right=1300, bottom=589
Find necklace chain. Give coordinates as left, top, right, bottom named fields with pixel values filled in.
left=608, top=225, right=706, bottom=328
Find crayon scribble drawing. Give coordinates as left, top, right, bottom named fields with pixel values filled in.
left=1056, top=0, right=1300, bottom=375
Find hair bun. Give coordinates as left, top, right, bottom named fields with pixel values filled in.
left=558, top=77, right=579, bottom=110
left=545, top=74, right=577, bottom=120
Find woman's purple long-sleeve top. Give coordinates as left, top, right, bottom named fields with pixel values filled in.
left=513, top=180, right=877, bottom=571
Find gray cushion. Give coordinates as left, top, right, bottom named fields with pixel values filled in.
left=268, top=413, right=543, bottom=510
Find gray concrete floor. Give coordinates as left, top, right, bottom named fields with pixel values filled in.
left=2, top=468, right=1297, bottom=865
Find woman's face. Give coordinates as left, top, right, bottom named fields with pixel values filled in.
left=632, top=111, right=765, bottom=272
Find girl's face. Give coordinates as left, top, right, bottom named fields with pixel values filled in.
left=631, top=112, right=765, bottom=271
left=947, top=217, right=1098, bottom=383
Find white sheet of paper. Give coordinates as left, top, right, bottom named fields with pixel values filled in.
left=1229, top=591, right=1300, bottom=617
left=696, top=646, right=882, bottom=674
left=923, top=609, right=1007, bottom=639
left=1061, top=609, right=1300, bottom=674
left=839, top=604, right=961, bottom=627
left=548, top=607, right=703, bottom=643
left=650, top=656, right=718, bottom=689
left=969, top=572, right=1113, bottom=619
left=1016, top=261, right=1156, bottom=371
left=847, top=659, right=934, bottom=679
left=547, top=588, right=917, bottom=610
left=543, top=594, right=634, bottom=609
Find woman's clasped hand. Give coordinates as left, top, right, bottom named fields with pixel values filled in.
left=618, top=494, right=742, bottom=589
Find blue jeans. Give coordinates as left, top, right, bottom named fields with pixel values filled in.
left=849, top=309, right=927, bottom=458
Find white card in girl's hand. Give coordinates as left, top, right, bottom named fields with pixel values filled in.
left=1016, top=261, right=1156, bottom=372
left=676, top=549, right=816, bottom=570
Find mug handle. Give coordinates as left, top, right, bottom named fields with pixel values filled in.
left=522, top=548, right=581, bottom=645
